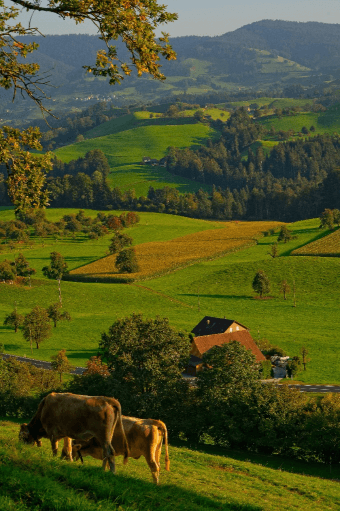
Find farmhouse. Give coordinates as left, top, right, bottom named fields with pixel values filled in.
left=186, top=316, right=265, bottom=376
left=141, top=156, right=167, bottom=167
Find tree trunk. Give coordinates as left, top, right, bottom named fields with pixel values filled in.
left=36, top=343, right=39, bottom=349
left=58, top=278, right=62, bottom=306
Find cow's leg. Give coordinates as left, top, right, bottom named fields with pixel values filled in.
left=145, top=442, right=160, bottom=485
left=156, top=436, right=163, bottom=472
left=60, top=437, right=73, bottom=461
left=50, top=437, right=59, bottom=457
left=101, top=458, right=109, bottom=471
left=145, top=455, right=160, bottom=484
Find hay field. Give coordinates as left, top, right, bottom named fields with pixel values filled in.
left=70, top=221, right=281, bottom=281
left=292, top=228, right=340, bottom=257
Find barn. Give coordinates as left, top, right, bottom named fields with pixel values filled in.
left=185, top=316, right=265, bottom=376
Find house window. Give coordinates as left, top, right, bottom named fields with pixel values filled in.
left=230, top=328, right=233, bottom=332
left=236, top=326, right=239, bottom=331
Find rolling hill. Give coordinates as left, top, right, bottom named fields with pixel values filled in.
left=1, top=419, right=340, bottom=511
left=53, top=111, right=220, bottom=195
left=0, top=209, right=339, bottom=384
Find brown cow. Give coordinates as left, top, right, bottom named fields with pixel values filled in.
left=19, top=392, right=129, bottom=473
left=71, top=416, right=170, bottom=484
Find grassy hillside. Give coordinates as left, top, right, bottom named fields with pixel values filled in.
left=258, top=103, right=340, bottom=139
left=0, top=209, right=339, bottom=384
left=54, top=113, right=220, bottom=196
left=1, top=420, right=340, bottom=511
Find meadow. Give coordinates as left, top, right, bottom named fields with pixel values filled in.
left=0, top=209, right=340, bottom=384
left=54, top=114, right=219, bottom=196
left=1, top=420, right=340, bottom=511
left=258, top=102, right=340, bottom=138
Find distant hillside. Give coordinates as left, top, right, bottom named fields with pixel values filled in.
left=218, top=20, right=340, bottom=70
left=4, top=20, right=340, bottom=126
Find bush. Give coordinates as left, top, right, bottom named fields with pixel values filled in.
left=115, top=247, right=139, bottom=273
left=260, top=360, right=273, bottom=379
left=286, top=356, right=302, bottom=378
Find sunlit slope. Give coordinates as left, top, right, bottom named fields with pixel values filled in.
left=258, top=103, right=340, bottom=136
left=70, top=221, right=281, bottom=282
left=1, top=420, right=340, bottom=511
left=54, top=116, right=219, bottom=196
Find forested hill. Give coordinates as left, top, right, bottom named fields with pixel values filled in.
left=217, top=20, right=340, bottom=70
left=19, top=20, right=340, bottom=72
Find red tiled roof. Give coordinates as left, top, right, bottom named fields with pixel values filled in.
left=192, top=330, right=266, bottom=362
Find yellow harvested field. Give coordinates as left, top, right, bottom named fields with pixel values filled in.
left=70, top=221, right=281, bottom=280
left=292, top=228, right=340, bottom=257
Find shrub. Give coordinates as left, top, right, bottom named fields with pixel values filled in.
left=116, top=247, right=139, bottom=273
left=260, top=359, right=273, bottom=379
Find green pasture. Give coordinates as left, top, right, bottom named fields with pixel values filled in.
left=254, top=51, right=311, bottom=75
left=266, top=98, right=315, bottom=109
left=179, top=107, right=230, bottom=120
left=229, top=97, right=314, bottom=109
left=259, top=103, right=340, bottom=138
left=54, top=120, right=218, bottom=196
left=0, top=211, right=340, bottom=383
left=259, top=112, right=319, bottom=133
left=1, top=420, right=340, bottom=511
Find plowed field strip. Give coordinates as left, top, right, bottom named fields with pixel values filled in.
left=70, top=221, right=281, bottom=281
left=292, top=228, right=340, bottom=256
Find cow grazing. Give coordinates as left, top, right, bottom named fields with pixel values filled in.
left=19, top=392, right=128, bottom=473
left=72, top=416, right=170, bottom=484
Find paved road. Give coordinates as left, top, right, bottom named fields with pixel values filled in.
left=2, top=355, right=340, bottom=392
left=286, top=384, right=340, bottom=393
left=1, top=353, right=85, bottom=375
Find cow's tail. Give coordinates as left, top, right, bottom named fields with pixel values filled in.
left=115, top=405, right=129, bottom=465
left=154, top=420, right=170, bottom=472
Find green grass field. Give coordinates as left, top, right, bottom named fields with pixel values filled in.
left=0, top=209, right=339, bottom=384
left=258, top=102, right=340, bottom=140
left=1, top=420, right=340, bottom=511
left=54, top=114, right=219, bottom=196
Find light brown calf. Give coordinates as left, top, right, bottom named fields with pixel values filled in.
left=72, top=416, right=170, bottom=484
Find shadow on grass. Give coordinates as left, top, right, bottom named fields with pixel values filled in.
left=180, top=293, right=252, bottom=300
left=0, top=343, right=22, bottom=350
left=66, top=350, right=98, bottom=360
left=0, top=460, right=264, bottom=511
left=172, top=439, right=340, bottom=482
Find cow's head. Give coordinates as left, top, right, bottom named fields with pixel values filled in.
left=19, top=423, right=42, bottom=447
